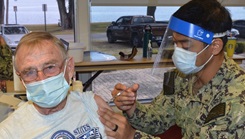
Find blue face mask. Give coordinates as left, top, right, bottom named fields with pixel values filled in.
left=24, top=63, right=70, bottom=108
left=172, top=44, right=213, bottom=75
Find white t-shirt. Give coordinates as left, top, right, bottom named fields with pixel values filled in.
left=0, top=91, right=107, bottom=139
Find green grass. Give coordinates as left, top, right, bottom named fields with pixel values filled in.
left=24, top=22, right=110, bottom=35
left=91, top=22, right=110, bottom=33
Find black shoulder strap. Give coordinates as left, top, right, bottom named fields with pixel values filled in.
left=163, top=70, right=175, bottom=95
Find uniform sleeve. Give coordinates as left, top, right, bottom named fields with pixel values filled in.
left=225, top=97, right=245, bottom=138
left=134, top=130, right=160, bottom=139
left=199, top=97, right=245, bottom=138
left=124, top=90, right=176, bottom=135
left=0, top=45, right=13, bottom=80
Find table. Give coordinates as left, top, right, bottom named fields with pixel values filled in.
left=75, top=56, right=174, bottom=72
left=75, top=53, right=245, bottom=72
left=75, top=51, right=245, bottom=91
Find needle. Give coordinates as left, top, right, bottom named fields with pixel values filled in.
left=108, top=91, right=123, bottom=104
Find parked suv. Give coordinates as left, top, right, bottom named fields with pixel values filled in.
left=106, top=15, right=167, bottom=47
left=232, top=20, right=245, bottom=38
left=0, top=24, right=29, bottom=50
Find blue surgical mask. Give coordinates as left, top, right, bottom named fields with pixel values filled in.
left=172, top=44, right=213, bottom=75
left=24, top=62, right=70, bottom=108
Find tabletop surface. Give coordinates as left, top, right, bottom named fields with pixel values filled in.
left=75, top=51, right=245, bottom=72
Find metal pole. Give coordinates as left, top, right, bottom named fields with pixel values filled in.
left=42, top=4, right=47, bottom=31
left=15, top=11, right=17, bottom=24
left=6, top=0, right=9, bottom=24
left=13, top=6, right=18, bottom=24
left=44, top=11, right=46, bottom=31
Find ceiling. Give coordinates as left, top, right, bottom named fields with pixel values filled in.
left=91, top=0, right=245, bottom=6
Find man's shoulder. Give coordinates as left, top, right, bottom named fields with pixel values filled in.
left=68, top=91, right=95, bottom=104
left=69, top=91, right=110, bottom=109
left=69, top=91, right=94, bottom=98
left=0, top=102, right=30, bottom=125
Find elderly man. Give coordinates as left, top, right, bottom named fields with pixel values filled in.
left=0, top=32, right=116, bottom=139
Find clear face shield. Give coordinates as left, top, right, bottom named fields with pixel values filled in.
left=152, top=16, right=227, bottom=78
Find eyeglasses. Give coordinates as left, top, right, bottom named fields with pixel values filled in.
left=19, top=59, right=66, bottom=82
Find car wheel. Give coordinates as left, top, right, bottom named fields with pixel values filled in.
left=131, top=35, right=142, bottom=47
left=107, top=32, right=116, bottom=43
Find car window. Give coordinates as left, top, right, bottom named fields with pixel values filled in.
left=133, top=17, right=154, bottom=24
left=133, top=17, right=143, bottom=24
left=4, top=27, right=12, bottom=34
left=116, top=18, right=124, bottom=25
left=4, top=27, right=27, bottom=35
left=234, top=21, right=240, bottom=25
left=241, top=21, right=245, bottom=26
left=17, top=27, right=28, bottom=34
left=234, top=20, right=245, bottom=26
left=143, top=17, right=154, bottom=23
left=122, top=17, right=131, bottom=25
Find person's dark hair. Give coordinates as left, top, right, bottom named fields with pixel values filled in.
left=173, top=0, right=232, bottom=46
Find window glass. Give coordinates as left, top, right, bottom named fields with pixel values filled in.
left=116, top=18, right=123, bottom=25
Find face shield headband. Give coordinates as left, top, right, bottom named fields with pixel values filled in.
left=151, top=16, right=227, bottom=77
left=169, top=16, right=214, bottom=44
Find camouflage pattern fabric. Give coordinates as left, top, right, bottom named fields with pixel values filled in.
left=126, top=54, right=245, bottom=139
left=134, top=130, right=160, bottom=139
left=0, top=44, right=13, bottom=80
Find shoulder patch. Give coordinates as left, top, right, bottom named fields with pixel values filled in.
left=205, top=103, right=226, bottom=124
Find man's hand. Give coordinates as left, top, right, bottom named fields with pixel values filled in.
left=112, top=83, right=139, bottom=117
left=98, top=108, right=136, bottom=139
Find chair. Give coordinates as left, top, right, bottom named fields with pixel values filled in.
left=155, top=124, right=182, bottom=139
